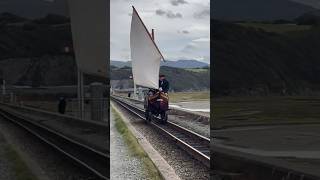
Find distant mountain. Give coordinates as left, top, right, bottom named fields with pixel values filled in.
left=213, top=0, right=317, bottom=21
left=161, top=60, right=209, bottom=68
left=111, top=60, right=209, bottom=69
left=110, top=61, right=131, bottom=68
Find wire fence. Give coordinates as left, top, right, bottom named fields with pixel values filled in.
left=68, top=97, right=109, bottom=122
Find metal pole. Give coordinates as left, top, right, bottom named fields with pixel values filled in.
left=151, top=29, right=154, bottom=41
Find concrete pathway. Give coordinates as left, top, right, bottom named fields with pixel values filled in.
left=212, top=123, right=320, bottom=177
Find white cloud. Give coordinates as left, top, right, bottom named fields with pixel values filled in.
left=156, top=9, right=183, bottom=19
left=192, top=37, right=210, bottom=42
left=171, top=0, right=188, bottom=6
left=110, top=0, right=210, bottom=63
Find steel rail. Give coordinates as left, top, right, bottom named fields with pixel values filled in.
left=0, top=109, right=109, bottom=180
left=111, top=96, right=210, bottom=167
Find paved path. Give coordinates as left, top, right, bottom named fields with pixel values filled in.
left=171, top=101, right=210, bottom=114
left=212, top=124, right=320, bottom=177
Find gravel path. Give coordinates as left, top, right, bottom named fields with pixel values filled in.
left=110, top=109, right=150, bottom=180
left=113, top=102, right=210, bottom=180
left=0, top=132, right=15, bottom=180
left=0, top=115, right=98, bottom=180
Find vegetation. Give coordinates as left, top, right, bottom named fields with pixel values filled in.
left=0, top=13, right=72, bottom=60
left=169, top=91, right=210, bottom=102
left=111, top=66, right=210, bottom=92
left=212, top=96, right=320, bottom=129
left=212, top=19, right=320, bottom=96
left=5, top=146, right=38, bottom=180
left=112, top=107, right=162, bottom=180
left=237, top=22, right=311, bottom=33
left=185, top=67, right=209, bottom=73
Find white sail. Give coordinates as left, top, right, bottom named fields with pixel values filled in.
left=67, top=0, right=108, bottom=78
left=130, top=6, right=164, bottom=89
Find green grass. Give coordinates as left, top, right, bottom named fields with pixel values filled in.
left=185, top=68, right=209, bottom=73
left=212, top=96, right=320, bottom=129
left=111, top=107, right=163, bottom=180
left=5, top=146, right=38, bottom=180
left=237, top=23, right=311, bottom=33
left=169, top=91, right=210, bottom=103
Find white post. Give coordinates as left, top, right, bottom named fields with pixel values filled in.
left=80, top=71, right=85, bottom=119
left=77, top=69, right=84, bottom=120
left=2, top=79, right=5, bottom=95
left=133, top=83, right=137, bottom=99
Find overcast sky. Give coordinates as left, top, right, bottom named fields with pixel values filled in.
left=110, top=0, right=210, bottom=63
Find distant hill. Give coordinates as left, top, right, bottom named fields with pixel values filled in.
left=161, top=60, right=209, bottom=68
left=212, top=20, right=320, bottom=96
left=111, top=60, right=209, bottom=69
left=0, top=0, right=67, bottom=18
left=291, top=0, right=320, bottom=9
left=111, top=66, right=210, bottom=91
left=213, top=0, right=317, bottom=21
left=0, top=13, right=72, bottom=60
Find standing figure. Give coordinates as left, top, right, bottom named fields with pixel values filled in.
left=58, top=97, right=67, bottom=114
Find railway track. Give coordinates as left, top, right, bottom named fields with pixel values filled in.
left=111, top=95, right=210, bottom=167
left=0, top=108, right=109, bottom=180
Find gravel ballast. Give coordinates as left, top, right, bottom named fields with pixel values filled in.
left=0, top=115, right=99, bottom=180
left=113, top=102, right=210, bottom=180
left=114, top=97, right=210, bottom=138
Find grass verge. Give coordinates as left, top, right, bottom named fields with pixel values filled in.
left=213, top=96, right=320, bottom=128
left=169, top=91, right=210, bottom=102
left=111, top=107, right=163, bottom=180
left=4, top=145, right=38, bottom=180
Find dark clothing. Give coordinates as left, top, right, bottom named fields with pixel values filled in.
left=159, top=79, right=169, bottom=93
left=58, top=99, right=66, bottom=114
